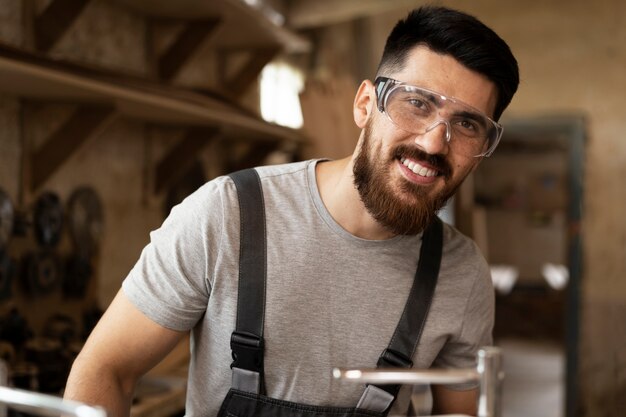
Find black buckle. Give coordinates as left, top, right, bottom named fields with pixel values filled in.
left=377, top=348, right=413, bottom=368
left=371, top=349, right=413, bottom=398
left=230, top=331, right=264, bottom=372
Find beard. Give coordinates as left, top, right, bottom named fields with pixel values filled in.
left=353, top=120, right=463, bottom=235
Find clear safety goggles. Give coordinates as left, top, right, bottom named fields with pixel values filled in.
left=374, top=77, right=503, bottom=157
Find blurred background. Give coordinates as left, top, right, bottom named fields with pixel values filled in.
left=0, top=0, right=623, bottom=416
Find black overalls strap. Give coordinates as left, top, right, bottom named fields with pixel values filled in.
left=229, top=168, right=268, bottom=395
left=356, top=217, right=443, bottom=412
left=224, top=168, right=443, bottom=416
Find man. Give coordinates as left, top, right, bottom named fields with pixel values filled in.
left=65, top=6, right=518, bottom=417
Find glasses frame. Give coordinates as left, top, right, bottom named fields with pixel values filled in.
left=374, top=77, right=503, bottom=157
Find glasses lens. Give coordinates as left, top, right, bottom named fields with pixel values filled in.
left=384, top=85, right=501, bottom=157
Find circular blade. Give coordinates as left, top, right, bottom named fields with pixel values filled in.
left=67, top=187, right=104, bottom=257
left=24, top=250, right=62, bottom=295
left=0, top=189, right=15, bottom=249
left=34, top=192, right=64, bottom=248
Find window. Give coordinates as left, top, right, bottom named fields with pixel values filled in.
left=260, top=62, right=304, bottom=129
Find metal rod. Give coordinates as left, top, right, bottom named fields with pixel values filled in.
left=477, top=347, right=503, bottom=417
left=0, top=386, right=107, bottom=417
left=332, top=347, right=503, bottom=417
left=332, top=368, right=479, bottom=385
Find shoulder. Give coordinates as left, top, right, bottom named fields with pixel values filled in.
left=441, top=222, right=488, bottom=270
left=439, top=221, right=493, bottom=295
left=254, top=159, right=318, bottom=183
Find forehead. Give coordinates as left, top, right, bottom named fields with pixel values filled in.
left=390, top=45, right=498, bottom=118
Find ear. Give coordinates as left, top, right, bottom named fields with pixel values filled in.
left=353, top=80, right=376, bottom=129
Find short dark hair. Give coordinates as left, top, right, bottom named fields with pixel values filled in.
left=377, top=6, right=519, bottom=121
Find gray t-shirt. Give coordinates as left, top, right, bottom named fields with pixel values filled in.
left=123, top=159, right=494, bottom=416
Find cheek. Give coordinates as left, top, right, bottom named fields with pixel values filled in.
left=451, top=157, right=479, bottom=178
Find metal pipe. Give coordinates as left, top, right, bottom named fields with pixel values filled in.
left=0, top=386, right=107, bottom=417
left=332, top=368, right=479, bottom=385
left=332, top=347, right=503, bottom=417
left=477, top=347, right=503, bottom=417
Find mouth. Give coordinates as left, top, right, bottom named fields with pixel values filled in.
left=399, top=156, right=439, bottom=178
left=393, top=145, right=451, bottom=181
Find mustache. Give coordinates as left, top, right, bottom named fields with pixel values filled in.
left=392, top=144, right=452, bottom=178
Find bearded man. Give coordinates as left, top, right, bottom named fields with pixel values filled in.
left=65, top=6, right=519, bottom=417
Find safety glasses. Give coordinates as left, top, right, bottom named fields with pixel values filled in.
left=374, top=77, right=503, bottom=157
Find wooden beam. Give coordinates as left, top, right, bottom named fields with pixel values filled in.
left=226, top=140, right=280, bottom=172
left=287, top=0, right=419, bottom=29
left=30, top=105, right=115, bottom=191
left=155, top=127, right=220, bottom=193
left=0, top=44, right=305, bottom=145
left=34, top=0, right=91, bottom=52
left=220, top=47, right=280, bottom=98
left=158, top=18, right=221, bottom=80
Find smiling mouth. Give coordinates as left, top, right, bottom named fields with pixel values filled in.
left=399, top=157, right=439, bottom=177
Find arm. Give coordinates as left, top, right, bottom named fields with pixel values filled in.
left=431, top=385, right=478, bottom=416
left=64, top=290, right=187, bottom=417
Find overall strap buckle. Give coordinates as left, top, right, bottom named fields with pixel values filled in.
left=230, top=331, right=265, bottom=394
left=230, top=331, right=264, bottom=373
left=370, top=349, right=414, bottom=402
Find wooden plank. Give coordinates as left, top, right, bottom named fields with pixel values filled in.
left=0, top=44, right=305, bottom=144
left=287, top=0, right=418, bottom=29
left=155, top=127, right=219, bottom=193
left=158, top=18, right=221, bottom=80
left=34, top=0, right=91, bottom=52
left=115, top=0, right=310, bottom=53
left=30, top=105, right=115, bottom=191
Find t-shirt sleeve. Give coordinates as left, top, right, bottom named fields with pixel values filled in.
left=122, top=179, right=228, bottom=331
left=433, top=253, right=495, bottom=390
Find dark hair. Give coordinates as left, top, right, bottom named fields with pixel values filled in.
left=377, top=6, right=519, bottom=121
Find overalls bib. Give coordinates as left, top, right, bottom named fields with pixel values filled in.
left=217, top=168, right=443, bottom=417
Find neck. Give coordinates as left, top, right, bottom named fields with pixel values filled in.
left=315, top=157, right=396, bottom=240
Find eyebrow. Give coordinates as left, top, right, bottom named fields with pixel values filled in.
left=407, top=88, right=443, bottom=107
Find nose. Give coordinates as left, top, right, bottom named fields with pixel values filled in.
left=415, top=119, right=451, bottom=154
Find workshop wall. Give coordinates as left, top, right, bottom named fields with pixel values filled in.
left=0, top=0, right=231, bottom=353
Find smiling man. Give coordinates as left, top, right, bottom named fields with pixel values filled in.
left=65, top=6, right=519, bottom=417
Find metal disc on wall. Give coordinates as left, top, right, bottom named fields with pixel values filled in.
left=33, top=192, right=64, bottom=248
left=67, top=187, right=103, bottom=257
left=22, top=250, right=63, bottom=296
left=0, top=189, right=14, bottom=249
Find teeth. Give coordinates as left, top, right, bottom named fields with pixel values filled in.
left=400, top=157, right=437, bottom=177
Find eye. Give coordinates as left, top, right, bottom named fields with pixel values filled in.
left=455, top=118, right=483, bottom=137
left=460, top=119, right=477, bottom=131
left=408, top=98, right=428, bottom=110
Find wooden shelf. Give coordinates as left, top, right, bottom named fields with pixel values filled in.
left=0, top=43, right=305, bottom=144
left=113, top=0, right=311, bottom=53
